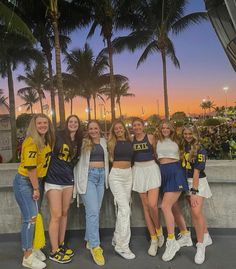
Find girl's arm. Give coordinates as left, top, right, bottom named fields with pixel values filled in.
left=28, top=168, right=40, bottom=200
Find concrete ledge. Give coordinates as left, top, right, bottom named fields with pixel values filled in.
left=0, top=160, right=236, bottom=233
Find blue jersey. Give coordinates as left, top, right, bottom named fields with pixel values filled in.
left=182, top=144, right=206, bottom=178
left=45, top=132, right=79, bottom=185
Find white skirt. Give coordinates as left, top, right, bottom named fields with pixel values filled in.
left=132, top=160, right=161, bottom=193
left=187, top=177, right=212, bottom=199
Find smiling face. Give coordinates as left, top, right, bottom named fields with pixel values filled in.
left=113, top=123, right=125, bottom=139
left=88, top=121, right=100, bottom=140
left=35, top=116, right=49, bottom=136
left=183, top=129, right=194, bottom=143
left=67, top=116, right=79, bottom=133
left=132, top=120, right=144, bottom=135
left=161, top=123, right=171, bottom=138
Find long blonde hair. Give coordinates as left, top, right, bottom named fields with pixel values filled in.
left=108, top=120, right=131, bottom=162
left=180, top=125, right=200, bottom=162
left=82, top=120, right=102, bottom=153
left=154, top=120, right=179, bottom=143
left=26, top=113, right=55, bottom=149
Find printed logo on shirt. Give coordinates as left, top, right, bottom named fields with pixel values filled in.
left=133, top=142, right=148, bottom=151
left=182, top=152, right=192, bottom=170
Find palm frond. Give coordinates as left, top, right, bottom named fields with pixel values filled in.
left=137, top=40, right=159, bottom=67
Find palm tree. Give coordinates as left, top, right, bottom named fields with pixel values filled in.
left=113, top=0, right=207, bottom=119
left=0, top=89, right=9, bottom=111
left=64, top=44, right=109, bottom=121
left=101, top=78, right=135, bottom=117
left=17, top=87, right=39, bottom=114
left=17, top=64, right=48, bottom=113
left=0, top=29, right=42, bottom=161
left=0, top=1, right=35, bottom=42
left=88, top=0, right=136, bottom=121
left=63, top=86, right=77, bottom=115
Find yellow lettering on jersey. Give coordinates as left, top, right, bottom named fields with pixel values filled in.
left=59, top=144, right=70, bottom=162
left=183, top=152, right=192, bottom=169
left=134, top=143, right=148, bottom=151
left=198, top=154, right=205, bottom=162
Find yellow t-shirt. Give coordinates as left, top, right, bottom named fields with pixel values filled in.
left=18, top=136, right=51, bottom=178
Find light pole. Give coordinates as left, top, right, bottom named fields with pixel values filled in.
left=223, top=86, right=229, bottom=108
left=223, top=86, right=229, bottom=116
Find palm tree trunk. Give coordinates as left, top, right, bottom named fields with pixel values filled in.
left=107, top=37, right=116, bottom=122
left=51, top=7, right=65, bottom=127
left=86, top=97, right=91, bottom=121
left=161, top=50, right=169, bottom=120
left=7, top=61, right=17, bottom=162
left=70, top=98, right=73, bottom=115
left=30, top=104, right=33, bottom=114
left=93, top=95, right=97, bottom=120
left=118, top=100, right=122, bottom=118
left=39, top=95, right=43, bottom=113
left=47, top=55, right=57, bottom=129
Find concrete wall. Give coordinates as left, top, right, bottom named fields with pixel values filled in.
left=0, top=160, right=236, bottom=234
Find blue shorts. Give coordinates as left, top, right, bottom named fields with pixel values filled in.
left=160, top=161, right=189, bottom=193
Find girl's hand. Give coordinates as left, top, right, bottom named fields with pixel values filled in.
left=32, top=189, right=40, bottom=200
left=190, top=194, right=199, bottom=208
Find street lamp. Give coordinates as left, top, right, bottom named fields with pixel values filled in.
left=223, top=86, right=229, bottom=108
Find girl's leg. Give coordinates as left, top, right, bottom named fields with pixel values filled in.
left=47, top=190, right=62, bottom=253
left=147, top=188, right=161, bottom=229
left=139, top=193, right=156, bottom=236
left=13, top=174, right=38, bottom=257
left=190, top=196, right=205, bottom=243
left=58, top=187, right=73, bottom=245
left=161, top=192, right=182, bottom=235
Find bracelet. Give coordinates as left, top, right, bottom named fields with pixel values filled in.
left=190, top=188, right=199, bottom=195
left=33, top=188, right=39, bottom=191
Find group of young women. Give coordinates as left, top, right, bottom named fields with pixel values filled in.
left=13, top=114, right=212, bottom=269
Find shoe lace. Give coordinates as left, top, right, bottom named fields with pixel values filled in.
left=94, top=247, right=103, bottom=258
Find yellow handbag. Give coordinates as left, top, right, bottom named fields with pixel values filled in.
left=33, top=202, right=46, bottom=249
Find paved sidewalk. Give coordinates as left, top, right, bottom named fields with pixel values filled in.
left=0, top=230, right=235, bottom=269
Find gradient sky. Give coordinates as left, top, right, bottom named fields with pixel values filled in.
left=1, top=1, right=236, bottom=120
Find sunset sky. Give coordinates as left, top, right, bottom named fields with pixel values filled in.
left=1, top=1, right=236, bottom=120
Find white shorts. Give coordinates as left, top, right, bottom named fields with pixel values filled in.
left=45, top=182, right=73, bottom=193
left=132, top=160, right=161, bottom=193
left=187, top=177, right=212, bottom=199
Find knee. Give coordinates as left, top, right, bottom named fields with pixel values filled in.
left=51, top=213, right=62, bottom=222
left=191, top=209, right=202, bottom=219
left=148, top=201, right=158, bottom=212
left=61, top=210, right=69, bottom=218
left=161, top=202, right=170, bottom=213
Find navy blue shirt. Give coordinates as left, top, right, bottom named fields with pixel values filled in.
left=114, top=140, right=133, bottom=162
left=45, top=132, right=79, bottom=185
left=133, top=134, right=154, bottom=162
left=182, top=144, right=207, bottom=178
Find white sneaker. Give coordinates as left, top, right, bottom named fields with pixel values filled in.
left=203, top=233, right=213, bottom=247
left=148, top=240, right=158, bottom=256
left=195, top=242, right=206, bottom=264
left=157, top=234, right=165, bottom=248
left=115, top=247, right=135, bottom=260
left=22, top=254, right=46, bottom=269
left=177, top=232, right=193, bottom=247
left=33, top=249, right=47, bottom=261
left=162, top=238, right=180, bottom=262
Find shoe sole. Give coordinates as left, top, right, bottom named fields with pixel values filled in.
left=22, top=262, right=47, bottom=269
left=49, top=256, right=72, bottom=264
left=179, top=242, right=193, bottom=247
left=162, top=244, right=180, bottom=262
left=114, top=249, right=135, bottom=260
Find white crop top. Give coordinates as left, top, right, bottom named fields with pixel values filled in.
left=156, top=138, right=180, bottom=160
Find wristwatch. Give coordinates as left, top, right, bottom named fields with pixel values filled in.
left=190, top=188, right=199, bottom=195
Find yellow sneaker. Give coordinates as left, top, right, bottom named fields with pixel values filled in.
left=90, top=246, right=105, bottom=266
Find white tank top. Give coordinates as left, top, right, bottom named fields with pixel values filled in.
left=156, top=138, right=180, bottom=160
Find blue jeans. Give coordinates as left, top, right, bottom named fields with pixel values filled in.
left=13, top=173, right=38, bottom=251
left=81, top=167, right=105, bottom=248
